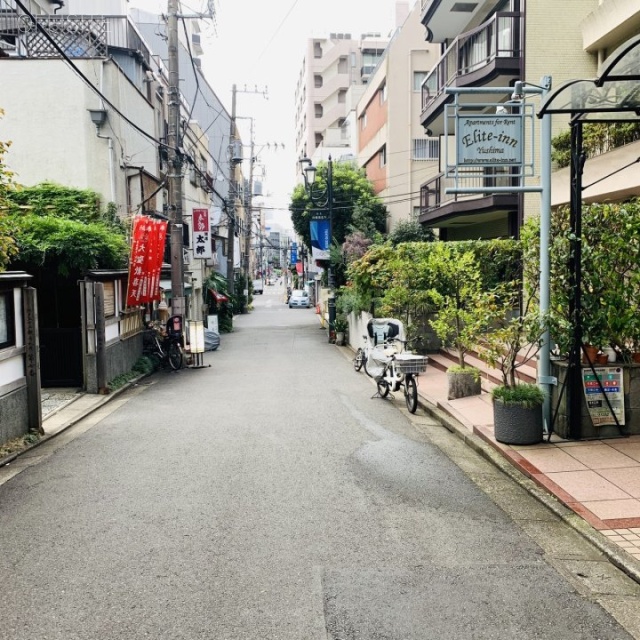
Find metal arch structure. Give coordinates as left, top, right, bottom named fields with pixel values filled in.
left=537, top=34, right=640, bottom=440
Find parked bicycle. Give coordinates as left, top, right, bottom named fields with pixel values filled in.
left=354, top=318, right=427, bottom=413
left=143, top=321, right=184, bottom=371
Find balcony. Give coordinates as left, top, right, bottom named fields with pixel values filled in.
left=418, top=170, right=518, bottom=230
left=420, top=12, right=522, bottom=134
left=0, top=13, right=151, bottom=66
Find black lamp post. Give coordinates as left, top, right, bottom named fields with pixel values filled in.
left=300, top=155, right=336, bottom=341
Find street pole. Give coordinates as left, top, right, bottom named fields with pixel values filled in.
left=244, top=120, right=255, bottom=312
left=327, top=156, right=336, bottom=340
left=167, top=0, right=185, bottom=318
left=226, top=84, right=237, bottom=297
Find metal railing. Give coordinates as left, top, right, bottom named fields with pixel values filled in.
left=0, top=12, right=151, bottom=65
left=413, top=138, right=440, bottom=161
left=421, top=12, right=522, bottom=113
left=420, top=169, right=514, bottom=213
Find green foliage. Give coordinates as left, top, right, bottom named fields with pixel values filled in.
left=448, top=364, right=480, bottom=381
left=333, top=315, right=348, bottom=332
left=346, top=238, right=521, bottom=336
left=203, top=271, right=233, bottom=333
left=388, top=220, right=435, bottom=246
left=552, top=122, right=640, bottom=168
left=289, top=161, right=387, bottom=288
left=492, top=382, right=544, bottom=407
left=0, top=110, right=18, bottom=270
left=6, top=182, right=128, bottom=275
left=426, top=245, right=493, bottom=368
left=525, top=199, right=640, bottom=359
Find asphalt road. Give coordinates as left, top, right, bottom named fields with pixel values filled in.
left=1, top=282, right=639, bottom=639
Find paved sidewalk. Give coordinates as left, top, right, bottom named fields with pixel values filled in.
left=414, top=362, right=640, bottom=578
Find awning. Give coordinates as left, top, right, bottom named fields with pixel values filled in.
left=209, top=288, right=229, bottom=303
left=159, top=279, right=193, bottom=294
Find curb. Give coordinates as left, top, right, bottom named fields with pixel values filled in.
left=337, top=343, right=640, bottom=586
left=0, top=373, right=149, bottom=469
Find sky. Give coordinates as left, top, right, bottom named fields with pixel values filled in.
left=127, top=0, right=406, bottom=230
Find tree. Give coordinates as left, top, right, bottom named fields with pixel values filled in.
left=289, top=160, right=387, bottom=251
left=0, top=109, right=18, bottom=271
left=388, top=219, right=435, bottom=246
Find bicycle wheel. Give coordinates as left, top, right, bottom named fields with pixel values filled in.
left=167, top=341, right=184, bottom=370
left=377, top=378, right=390, bottom=398
left=405, top=375, right=418, bottom=413
left=353, top=348, right=364, bottom=372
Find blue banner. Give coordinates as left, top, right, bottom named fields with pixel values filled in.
left=310, top=219, right=330, bottom=260
left=290, top=242, right=298, bottom=264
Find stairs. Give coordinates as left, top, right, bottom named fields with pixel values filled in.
left=427, top=346, right=537, bottom=393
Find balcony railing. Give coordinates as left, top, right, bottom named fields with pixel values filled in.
left=0, top=13, right=151, bottom=65
left=421, top=12, right=522, bottom=113
left=420, top=169, right=514, bottom=213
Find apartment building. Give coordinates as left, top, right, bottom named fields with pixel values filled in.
left=416, top=0, right=640, bottom=240
left=356, top=1, right=439, bottom=231
left=294, top=32, right=388, bottom=165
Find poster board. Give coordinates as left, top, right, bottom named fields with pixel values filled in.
left=582, top=367, right=625, bottom=427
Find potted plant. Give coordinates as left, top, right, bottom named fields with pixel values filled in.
left=334, top=316, right=348, bottom=346
left=478, top=282, right=546, bottom=445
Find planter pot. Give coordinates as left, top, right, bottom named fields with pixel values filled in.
left=493, top=399, right=543, bottom=445
left=335, top=331, right=345, bottom=346
left=582, top=344, right=598, bottom=364
left=633, top=352, right=640, bottom=364
left=447, top=369, right=481, bottom=400
left=603, top=346, right=617, bottom=363
left=595, top=353, right=609, bottom=365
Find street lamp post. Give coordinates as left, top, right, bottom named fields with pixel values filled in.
left=299, top=155, right=336, bottom=341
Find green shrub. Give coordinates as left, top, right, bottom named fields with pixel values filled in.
left=492, top=382, right=544, bottom=407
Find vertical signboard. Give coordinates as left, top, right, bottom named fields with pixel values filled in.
left=310, top=216, right=330, bottom=261
left=290, top=242, right=298, bottom=265
left=126, top=216, right=168, bottom=307
left=582, top=367, right=625, bottom=427
left=192, top=208, right=212, bottom=259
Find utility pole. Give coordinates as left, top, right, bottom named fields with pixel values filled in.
left=226, top=84, right=237, bottom=297
left=167, top=0, right=185, bottom=318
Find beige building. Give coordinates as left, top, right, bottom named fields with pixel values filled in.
left=356, top=1, right=439, bottom=231
left=417, top=0, right=640, bottom=240
left=294, top=32, right=389, bottom=165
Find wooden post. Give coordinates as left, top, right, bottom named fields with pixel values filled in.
left=95, top=282, right=108, bottom=394
left=23, top=287, right=43, bottom=434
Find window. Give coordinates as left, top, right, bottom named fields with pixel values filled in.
left=338, top=56, right=348, bottom=74
left=379, top=145, right=387, bottom=167
left=413, top=138, right=440, bottom=160
left=338, top=89, right=347, bottom=104
left=413, top=71, right=428, bottom=92
left=314, top=103, right=323, bottom=118
left=360, top=112, right=367, bottom=130
left=314, top=74, right=323, bottom=88
left=313, top=41, right=322, bottom=58
left=379, top=84, right=387, bottom=103
left=0, top=290, right=15, bottom=350
left=315, top=133, right=323, bottom=148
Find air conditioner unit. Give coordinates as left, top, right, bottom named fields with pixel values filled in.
left=189, top=167, right=198, bottom=186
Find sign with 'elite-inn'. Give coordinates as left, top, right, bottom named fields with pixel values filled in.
left=456, top=115, right=523, bottom=167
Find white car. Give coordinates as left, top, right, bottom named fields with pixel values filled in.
left=288, top=290, right=310, bottom=308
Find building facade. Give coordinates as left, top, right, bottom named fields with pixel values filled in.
left=294, top=32, right=389, bottom=166
left=416, top=0, right=640, bottom=240
left=356, top=1, right=439, bottom=231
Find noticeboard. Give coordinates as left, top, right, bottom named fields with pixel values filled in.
left=582, top=367, right=625, bottom=427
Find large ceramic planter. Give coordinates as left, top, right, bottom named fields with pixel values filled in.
left=493, top=399, right=543, bottom=445
left=447, top=368, right=481, bottom=400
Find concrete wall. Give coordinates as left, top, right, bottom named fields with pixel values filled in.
left=84, top=333, right=143, bottom=394
left=0, top=386, right=29, bottom=445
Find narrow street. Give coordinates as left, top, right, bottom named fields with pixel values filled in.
left=1, top=283, right=639, bottom=639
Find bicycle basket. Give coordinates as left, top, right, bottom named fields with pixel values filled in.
left=393, top=354, right=428, bottom=374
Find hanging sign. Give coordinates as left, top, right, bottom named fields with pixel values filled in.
left=456, top=114, right=523, bottom=166
left=310, top=219, right=330, bottom=261
left=126, top=216, right=168, bottom=307
left=290, top=242, right=298, bottom=264
left=192, top=208, right=212, bottom=258
left=582, top=367, right=625, bottom=427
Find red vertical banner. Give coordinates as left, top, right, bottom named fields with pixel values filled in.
left=126, top=216, right=168, bottom=307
